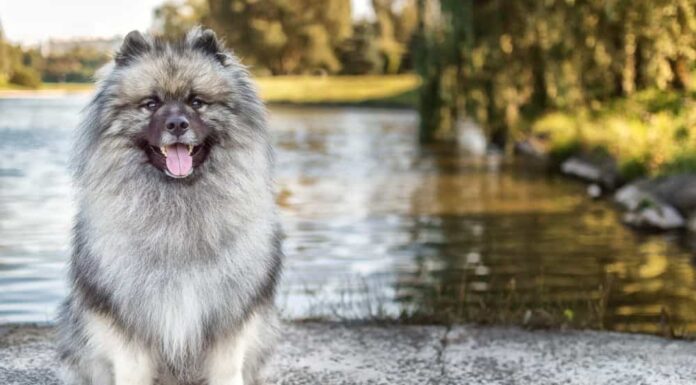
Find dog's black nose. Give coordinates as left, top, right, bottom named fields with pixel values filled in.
left=165, top=115, right=189, bottom=136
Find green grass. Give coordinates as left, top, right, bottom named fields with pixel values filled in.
left=39, top=82, right=94, bottom=91
left=530, top=89, right=696, bottom=177
left=256, top=75, right=420, bottom=107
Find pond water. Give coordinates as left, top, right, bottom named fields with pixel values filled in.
left=2, top=94, right=696, bottom=336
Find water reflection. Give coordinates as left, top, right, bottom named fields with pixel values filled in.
left=1, top=97, right=696, bottom=336
left=272, top=106, right=696, bottom=335
left=0, top=96, right=85, bottom=323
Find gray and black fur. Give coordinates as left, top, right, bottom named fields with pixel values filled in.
left=56, top=28, right=282, bottom=385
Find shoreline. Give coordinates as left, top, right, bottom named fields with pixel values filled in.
left=0, top=89, right=93, bottom=98
left=0, top=75, right=420, bottom=108
left=0, top=88, right=418, bottom=110
left=515, top=140, right=696, bottom=232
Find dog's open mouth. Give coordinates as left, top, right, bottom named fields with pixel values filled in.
left=160, top=143, right=194, bottom=178
left=145, top=142, right=208, bottom=178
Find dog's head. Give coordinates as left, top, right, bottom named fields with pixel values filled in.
left=77, top=28, right=267, bottom=182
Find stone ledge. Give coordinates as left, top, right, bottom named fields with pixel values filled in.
left=1, top=323, right=695, bottom=384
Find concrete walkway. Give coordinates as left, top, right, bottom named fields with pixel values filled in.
left=1, top=322, right=695, bottom=385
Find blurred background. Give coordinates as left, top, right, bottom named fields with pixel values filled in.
left=3, top=0, right=696, bottom=338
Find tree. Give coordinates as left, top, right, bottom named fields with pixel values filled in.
left=0, top=19, right=43, bottom=88
left=373, top=0, right=418, bottom=74
left=207, top=0, right=352, bottom=74
left=338, top=22, right=384, bottom=75
left=415, top=0, right=472, bottom=142
left=42, top=47, right=109, bottom=83
left=0, top=19, right=10, bottom=84
left=152, top=0, right=209, bottom=39
left=415, top=0, right=696, bottom=144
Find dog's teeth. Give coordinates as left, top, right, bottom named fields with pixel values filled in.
left=160, top=146, right=168, bottom=156
left=188, top=145, right=194, bottom=155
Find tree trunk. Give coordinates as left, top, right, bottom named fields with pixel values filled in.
left=670, top=56, right=690, bottom=91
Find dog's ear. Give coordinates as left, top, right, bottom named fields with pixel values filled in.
left=115, top=31, right=150, bottom=66
left=188, top=28, right=228, bottom=65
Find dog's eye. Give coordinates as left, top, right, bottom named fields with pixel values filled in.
left=190, top=97, right=206, bottom=110
left=142, top=98, right=161, bottom=112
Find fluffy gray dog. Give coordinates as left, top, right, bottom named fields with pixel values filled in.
left=56, top=28, right=282, bottom=385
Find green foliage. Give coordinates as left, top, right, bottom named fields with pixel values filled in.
left=415, top=0, right=472, bottom=142
left=532, top=89, right=696, bottom=176
left=42, top=48, right=110, bottom=83
left=0, top=21, right=44, bottom=88
left=415, top=0, right=696, bottom=145
left=662, top=152, right=696, bottom=175
left=9, top=67, right=41, bottom=88
left=149, top=0, right=420, bottom=76
left=152, top=0, right=209, bottom=40
left=0, top=21, right=9, bottom=84
left=621, top=158, right=650, bottom=180
left=1, top=16, right=113, bottom=85
left=207, top=0, right=352, bottom=75
left=548, top=140, right=582, bottom=165
left=372, top=0, right=418, bottom=74
left=338, top=22, right=384, bottom=75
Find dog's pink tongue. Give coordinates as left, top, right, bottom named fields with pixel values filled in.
left=165, top=144, right=193, bottom=176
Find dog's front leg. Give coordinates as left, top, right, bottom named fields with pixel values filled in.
left=205, top=315, right=261, bottom=385
left=85, top=312, right=155, bottom=385
left=112, top=342, right=155, bottom=385
left=205, top=334, right=247, bottom=385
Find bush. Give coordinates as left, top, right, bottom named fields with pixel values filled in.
left=531, top=89, right=696, bottom=178
left=620, top=157, right=650, bottom=180
left=9, top=67, right=41, bottom=88
left=662, top=152, right=696, bottom=175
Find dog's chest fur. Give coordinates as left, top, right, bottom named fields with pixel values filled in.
left=74, top=169, right=277, bottom=366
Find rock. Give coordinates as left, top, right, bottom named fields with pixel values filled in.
left=640, top=174, right=696, bottom=215
left=560, top=156, right=621, bottom=190
left=456, top=119, right=487, bottom=156
left=561, top=157, right=601, bottom=181
left=587, top=184, right=602, bottom=199
left=615, top=174, right=696, bottom=231
left=615, top=183, right=653, bottom=211
left=4, top=323, right=696, bottom=385
left=514, top=138, right=548, bottom=160
left=687, top=214, right=696, bottom=233
left=522, top=309, right=556, bottom=329
left=622, top=205, right=685, bottom=230
left=615, top=183, right=686, bottom=230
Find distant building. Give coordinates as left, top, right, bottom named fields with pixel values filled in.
left=40, top=36, right=122, bottom=56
